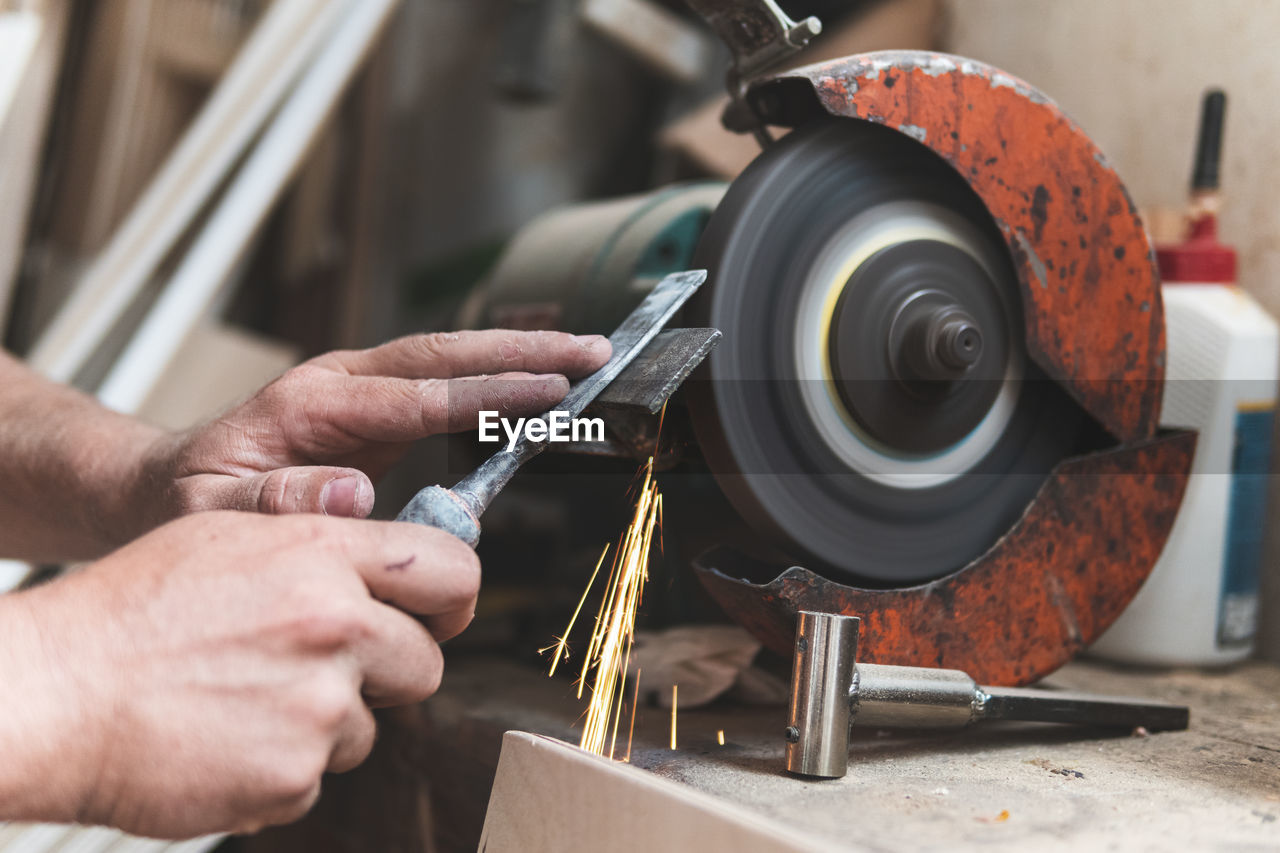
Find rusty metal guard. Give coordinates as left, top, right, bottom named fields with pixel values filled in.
left=742, top=51, right=1166, bottom=443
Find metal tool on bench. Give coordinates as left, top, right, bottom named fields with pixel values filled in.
left=397, top=270, right=715, bottom=546
left=786, top=611, right=1191, bottom=779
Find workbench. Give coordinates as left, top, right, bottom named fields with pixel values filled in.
left=235, top=654, right=1280, bottom=852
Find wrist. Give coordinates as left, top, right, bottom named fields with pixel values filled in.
left=125, top=429, right=188, bottom=535
left=82, top=418, right=176, bottom=551
left=0, top=586, right=109, bottom=824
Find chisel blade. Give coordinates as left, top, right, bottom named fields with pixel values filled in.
left=556, top=269, right=708, bottom=422
left=592, top=327, right=721, bottom=414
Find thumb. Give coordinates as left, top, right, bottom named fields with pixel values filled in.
left=228, top=467, right=376, bottom=518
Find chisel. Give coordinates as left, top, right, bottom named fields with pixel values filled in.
left=396, top=269, right=709, bottom=546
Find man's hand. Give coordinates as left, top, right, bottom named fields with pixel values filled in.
left=0, top=511, right=478, bottom=838
left=0, top=330, right=609, bottom=563
left=141, top=330, right=610, bottom=527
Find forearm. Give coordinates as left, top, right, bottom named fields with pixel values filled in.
left=0, top=588, right=99, bottom=824
left=0, top=352, right=166, bottom=561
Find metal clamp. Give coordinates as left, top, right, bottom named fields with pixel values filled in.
left=683, top=0, right=820, bottom=87
left=683, top=0, right=821, bottom=143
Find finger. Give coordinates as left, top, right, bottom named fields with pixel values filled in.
left=328, top=518, right=482, bottom=620
left=328, top=701, right=378, bottom=773
left=421, top=600, right=478, bottom=645
left=313, top=330, right=611, bottom=380
left=305, top=371, right=571, bottom=443
left=203, top=467, right=376, bottom=518
left=239, top=782, right=323, bottom=836
left=353, top=603, right=446, bottom=707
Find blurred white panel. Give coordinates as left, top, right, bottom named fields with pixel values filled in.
left=0, top=560, right=29, bottom=592
left=0, top=11, right=39, bottom=124
left=48, top=825, right=121, bottom=853
left=2, top=825, right=71, bottom=853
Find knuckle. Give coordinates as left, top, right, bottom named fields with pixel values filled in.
left=291, top=596, right=370, bottom=650
left=286, top=513, right=343, bottom=548
left=173, top=484, right=214, bottom=516
left=391, top=631, right=444, bottom=704
left=415, top=379, right=450, bottom=430
left=265, top=756, right=327, bottom=806
left=495, top=334, right=524, bottom=363
left=305, top=349, right=354, bottom=372
left=417, top=332, right=460, bottom=362
left=439, top=536, right=482, bottom=599
left=345, top=711, right=379, bottom=768
left=534, top=329, right=570, bottom=348
left=172, top=509, right=249, bottom=542
left=257, top=469, right=295, bottom=514
left=410, top=529, right=482, bottom=609
left=455, top=550, right=482, bottom=599
left=414, top=643, right=445, bottom=700
left=262, top=365, right=325, bottom=411
left=280, top=363, right=321, bottom=386
left=262, top=368, right=301, bottom=402
left=302, top=672, right=358, bottom=731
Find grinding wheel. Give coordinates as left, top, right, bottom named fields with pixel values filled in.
left=689, top=118, right=1084, bottom=586
left=690, top=51, right=1193, bottom=686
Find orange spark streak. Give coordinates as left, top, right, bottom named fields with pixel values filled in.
left=545, top=544, right=609, bottom=677
left=624, top=669, right=641, bottom=763
left=670, top=684, right=679, bottom=750
left=717, top=729, right=725, bottom=746
left=608, top=639, right=632, bottom=760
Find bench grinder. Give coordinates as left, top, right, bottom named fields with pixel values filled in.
left=466, top=9, right=1194, bottom=686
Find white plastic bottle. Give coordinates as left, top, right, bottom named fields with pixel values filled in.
left=1091, top=216, right=1278, bottom=665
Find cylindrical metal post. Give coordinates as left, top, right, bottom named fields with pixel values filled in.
left=785, top=611, right=859, bottom=778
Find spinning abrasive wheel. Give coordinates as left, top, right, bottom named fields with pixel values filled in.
left=689, top=119, right=1084, bottom=585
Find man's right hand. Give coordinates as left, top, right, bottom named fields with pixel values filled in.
left=0, top=511, right=478, bottom=839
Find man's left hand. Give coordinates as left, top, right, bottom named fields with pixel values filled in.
left=141, top=330, right=610, bottom=524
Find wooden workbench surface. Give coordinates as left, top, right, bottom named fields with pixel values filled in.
left=235, top=653, right=1280, bottom=852
left=429, top=655, right=1280, bottom=851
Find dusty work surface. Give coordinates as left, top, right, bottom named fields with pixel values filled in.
left=429, top=655, right=1280, bottom=851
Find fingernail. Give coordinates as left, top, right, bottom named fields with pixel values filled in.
left=572, top=334, right=607, bottom=349
left=322, top=477, right=361, bottom=517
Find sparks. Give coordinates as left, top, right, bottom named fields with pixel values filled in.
left=543, top=457, right=663, bottom=758
left=624, top=669, right=641, bottom=763
left=544, top=544, right=610, bottom=677
left=717, top=729, right=725, bottom=746
left=670, top=684, right=679, bottom=750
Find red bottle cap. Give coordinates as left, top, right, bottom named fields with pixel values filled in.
left=1156, top=215, right=1237, bottom=284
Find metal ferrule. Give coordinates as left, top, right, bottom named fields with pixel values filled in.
left=850, top=663, right=979, bottom=729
